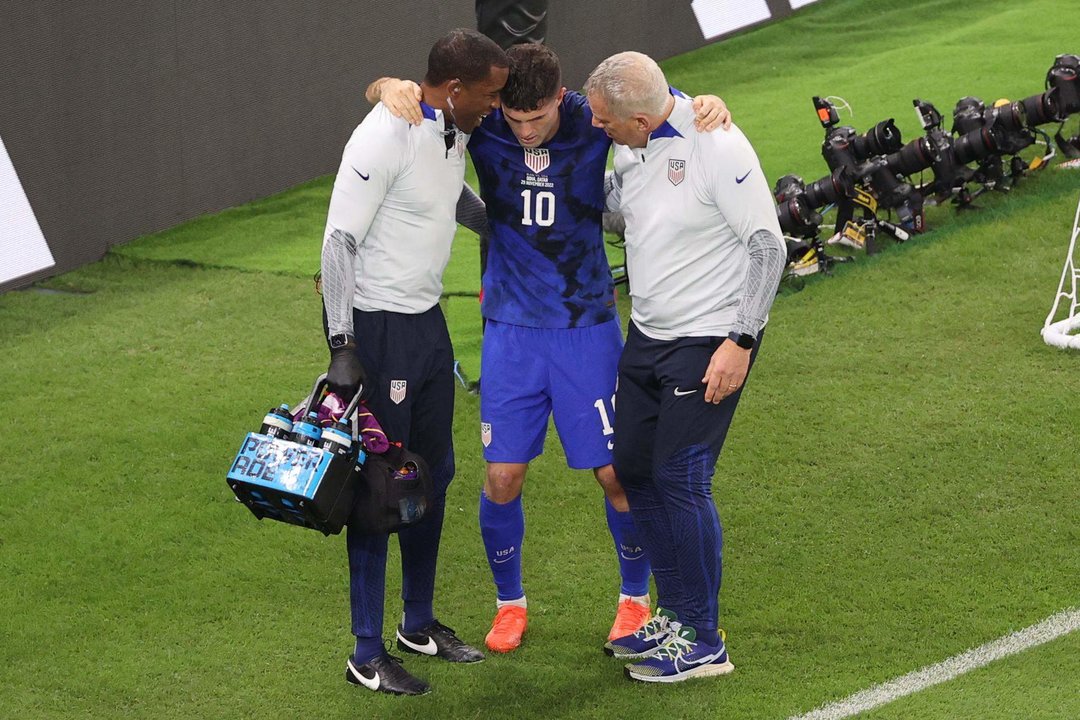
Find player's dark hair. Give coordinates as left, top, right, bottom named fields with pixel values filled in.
left=425, top=28, right=508, bottom=86
left=501, top=43, right=562, bottom=111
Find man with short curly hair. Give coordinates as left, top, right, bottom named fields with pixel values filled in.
left=321, top=28, right=507, bottom=696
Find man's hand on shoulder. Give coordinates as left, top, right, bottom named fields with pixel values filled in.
left=692, top=95, right=732, bottom=132
left=366, top=77, right=424, bottom=126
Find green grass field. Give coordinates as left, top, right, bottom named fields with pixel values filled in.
left=2, top=0, right=1079, bottom=717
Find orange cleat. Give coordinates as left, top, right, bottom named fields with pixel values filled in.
left=485, top=605, right=528, bottom=653
left=608, top=598, right=652, bottom=641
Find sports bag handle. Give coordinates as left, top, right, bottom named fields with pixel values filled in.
left=299, top=374, right=365, bottom=440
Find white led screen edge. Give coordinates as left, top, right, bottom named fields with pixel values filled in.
left=691, top=0, right=822, bottom=40
left=0, top=133, right=54, bottom=286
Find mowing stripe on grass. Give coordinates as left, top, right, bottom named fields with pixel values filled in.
left=789, top=607, right=1080, bottom=720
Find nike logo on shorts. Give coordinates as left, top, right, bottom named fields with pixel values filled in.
left=673, top=387, right=698, bottom=397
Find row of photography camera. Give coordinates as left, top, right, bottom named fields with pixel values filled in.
left=775, top=53, right=1080, bottom=280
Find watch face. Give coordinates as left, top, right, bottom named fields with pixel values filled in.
left=330, top=333, right=350, bottom=349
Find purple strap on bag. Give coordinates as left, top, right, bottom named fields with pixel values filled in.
left=291, top=391, right=390, bottom=454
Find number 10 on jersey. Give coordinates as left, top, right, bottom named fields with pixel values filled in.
left=521, top=189, right=555, bottom=227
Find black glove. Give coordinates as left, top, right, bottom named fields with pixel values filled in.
left=326, top=341, right=367, bottom=400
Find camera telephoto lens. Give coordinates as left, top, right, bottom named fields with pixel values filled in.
left=803, top=167, right=853, bottom=209
left=989, top=100, right=1026, bottom=132
left=852, top=119, right=903, bottom=159
left=1019, top=90, right=1062, bottom=126
left=776, top=193, right=822, bottom=239
left=886, top=137, right=933, bottom=178
left=953, top=126, right=1000, bottom=165
left=986, top=104, right=1035, bottom=155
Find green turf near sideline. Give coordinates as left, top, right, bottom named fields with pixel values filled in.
left=4, top=0, right=1080, bottom=717
left=857, top=630, right=1080, bottom=720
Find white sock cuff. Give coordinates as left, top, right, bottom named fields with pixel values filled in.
left=497, top=596, right=527, bottom=609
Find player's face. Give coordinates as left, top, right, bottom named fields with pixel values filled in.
left=503, top=88, right=565, bottom=148
left=587, top=92, right=649, bottom=148
left=451, top=66, right=509, bottom=133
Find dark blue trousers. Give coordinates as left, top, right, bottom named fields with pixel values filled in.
left=343, top=304, right=456, bottom=639
left=612, top=321, right=762, bottom=634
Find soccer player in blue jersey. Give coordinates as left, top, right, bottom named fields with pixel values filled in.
left=586, top=51, right=786, bottom=684
left=367, top=43, right=729, bottom=654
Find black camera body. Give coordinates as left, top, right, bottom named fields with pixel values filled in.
left=1047, top=54, right=1080, bottom=116
left=774, top=174, right=824, bottom=239
left=814, top=96, right=904, bottom=173
left=884, top=99, right=978, bottom=203
left=810, top=96, right=921, bottom=229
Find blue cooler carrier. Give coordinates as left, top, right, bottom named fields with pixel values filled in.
left=227, top=376, right=366, bottom=536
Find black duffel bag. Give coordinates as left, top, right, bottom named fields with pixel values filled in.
left=349, top=443, right=434, bottom=535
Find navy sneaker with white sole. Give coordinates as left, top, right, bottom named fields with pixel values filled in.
left=604, top=607, right=678, bottom=660
left=624, top=625, right=734, bottom=683
left=396, top=621, right=485, bottom=663
left=345, top=652, right=431, bottom=696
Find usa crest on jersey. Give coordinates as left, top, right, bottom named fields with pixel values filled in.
left=524, top=148, right=550, bottom=174
left=480, top=422, right=492, bottom=447
left=668, top=159, right=686, bottom=186
left=390, top=379, right=407, bottom=405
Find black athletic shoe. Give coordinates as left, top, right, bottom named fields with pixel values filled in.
left=396, top=620, right=485, bottom=663
left=345, top=652, right=431, bottom=696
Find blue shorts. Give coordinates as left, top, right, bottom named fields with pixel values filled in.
left=480, top=318, right=622, bottom=469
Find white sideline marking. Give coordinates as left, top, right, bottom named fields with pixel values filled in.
left=788, top=607, right=1080, bottom=720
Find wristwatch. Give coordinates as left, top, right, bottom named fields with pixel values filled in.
left=329, top=333, right=352, bottom=349
left=727, top=331, right=756, bottom=350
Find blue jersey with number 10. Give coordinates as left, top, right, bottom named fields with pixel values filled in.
left=471, top=91, right=615, bottom=329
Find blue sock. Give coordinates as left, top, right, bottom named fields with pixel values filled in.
left=479, top=491, right=525, bottom=601
left=605, top=497, right=651, bottom=597
left=401, top=600, right=434, bottom=634
left=353, top=635, right=384, bottom=665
